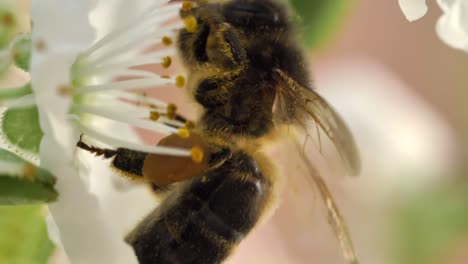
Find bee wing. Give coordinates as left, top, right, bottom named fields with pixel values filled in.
left=290, top=137, right=360, bottom=264
left=272, top=68, right=361, bottom=176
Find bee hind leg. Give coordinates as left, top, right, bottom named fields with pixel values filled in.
left=76, top=136, right=147, bottom=181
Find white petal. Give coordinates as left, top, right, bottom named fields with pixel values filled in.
left=31, top=1, right=126, bottom=263
left=435, top=0, right=468, bottom=52
left=91, top=0, right=162, bottom=39
left=30, top=52, right=80, bottom=158
left=31, top=0, right=96, bottom=52
left=398, top=0, right=428, bottom=21
left=86, top=119, right=156, bottom=264
left=42, top=136, right=121, bottom=264
left=437, top=0, right=457, bottom=12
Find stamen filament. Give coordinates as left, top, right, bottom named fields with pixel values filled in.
left=72, top=104, right=177, bottom=134
left=105, top=69, right=161, bottom=79
left=76, top=120, right=191, bottom=157
left=74, top=77, right=174, bottom=94
left=81, top=3, right=182, bottom=60
left=86, top=27, right=179, bottom=67
left=78, top=50, right=175, bottom=78
left=99, top=90, right=167, bottom=108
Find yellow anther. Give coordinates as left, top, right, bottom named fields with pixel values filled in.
left=185, top=120, right=195, bottom=129
left=35, top=39, right=47, bottom=52
left=175, top=75, right=186, bottom=88
left=57, top=84, right=72, bottom=96
left=190, top=146, right=204, bottom=163
left=201, top=175, right=208, bottom=183
left=160, top=75, right=171, bottom=79
left=177, top=128, right=190, bottom=138
left=149, top=111, right=160, bottom=121
left=184, top=16, right=198, bottom=33
left=1, top=13, right=14, bottom=27
left=162, top=36, right=173, bottom=46
left=181, top=1, right=194, bottom=12
left=166, top=103, right=177, bottom=120
left=23, top=164, right=37, bottom=181
left=161, top=56, right=172, bottom=68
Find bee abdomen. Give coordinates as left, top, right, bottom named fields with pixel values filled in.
left=127, top=151, right=272, bottom=264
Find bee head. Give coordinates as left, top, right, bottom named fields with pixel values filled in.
left=222, top=0, right=290, bottom=31
left=177, top=0, right=290, bottom=67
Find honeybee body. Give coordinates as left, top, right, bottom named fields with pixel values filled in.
left=78, top=0, right=361, bottom=263
left=127, top=150, right=273, bottom=264
left=127, top=1, right=307, bottom=262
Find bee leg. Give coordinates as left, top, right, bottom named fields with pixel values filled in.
left=76, top=136, right=147, bottom=181
left=110, top=148, right=148, bottom=180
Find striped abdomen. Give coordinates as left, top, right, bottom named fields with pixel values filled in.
left=126, top=151, right=272, bottom=264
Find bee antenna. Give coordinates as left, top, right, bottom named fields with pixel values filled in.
left=76, top=134, right=118, bottom=159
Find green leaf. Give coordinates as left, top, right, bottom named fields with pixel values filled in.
left=11, top=35, right=31, bottom=72
left=1, top=106, right=43, bottom=154
left=0, top=205, right=54, bottom=264
left=0, top=53, right=12, bottom=76
left=290, top=0, right=351, bottom=49
left=0, top=148, right=58, bottom=205
left=0, top=82, right=32, bottom=100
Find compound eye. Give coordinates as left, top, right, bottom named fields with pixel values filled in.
left=223, top=1, right=281, bottom=27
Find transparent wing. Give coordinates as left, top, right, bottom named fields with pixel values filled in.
left=291, top=137, right=360, bottom=264
left=272, top=68, right=361, bottom=176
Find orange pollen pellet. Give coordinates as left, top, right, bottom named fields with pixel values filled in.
left=191, top=146, right=204, bottom=163
left=149, top=111, right=160, bottom=121
left=184, top=16, right=198, bottom=33
left=161, top=56, right=172, bottom=68
left=162, top=36, right=173, bottom=46
left=177, top=128, right=190, bottom=138
left=175, top=75, right=186, bottom=88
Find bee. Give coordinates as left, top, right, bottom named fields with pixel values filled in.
left=77, top=0, right=361, bottom=263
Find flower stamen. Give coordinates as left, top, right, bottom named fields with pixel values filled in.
left=74, top=77, right=175, bottom=94
left=67, top=1, right=193, bottom=159
left=162, top=36, right=173, bottom=46
left=75, top=120, right=191, bottom=157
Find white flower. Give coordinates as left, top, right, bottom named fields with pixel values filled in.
left=30, top=0, right=189, bottom=263
left=399, top=0, right=468, bottom=53
left=398, top=0, right=428, bottom=21
left=435, top=0, right=468, bottom=52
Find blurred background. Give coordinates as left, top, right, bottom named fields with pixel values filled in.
left=1, top=0, right=468, bottom=263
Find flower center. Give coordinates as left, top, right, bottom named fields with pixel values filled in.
left=67, top=1, right=194, bottom=158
